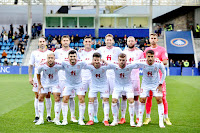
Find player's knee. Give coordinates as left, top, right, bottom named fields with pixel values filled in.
left=112, top=98, right=118, bottom=103
left=63, top=97, right=69, bottom=103
left=34, top=92, right=38, bottom=98
left=103, top=98, right=109, bottom=102
left=54, top=97, right=60, bottom=102
left=156, top=97, right=163, bottom=104
left=140, top=98, right=146, bottom=103
left=122, top=95, right=127, bottom=100
left=38, top=96, right=44, bottom=102
left=79, top=96, right=85, bottom=103
left=128, top=98, right=134, bottom=104
left=89, top=98, right=94, bottom=103
left=134, top=96, right=139, bottom=101
left=46, top=93, right=51, bottom=98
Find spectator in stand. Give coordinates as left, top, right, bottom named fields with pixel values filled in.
left=71, top=35, right=74, bottom=43
left=51, top=38, right=58, bottom=45
left=114, top=35, right=119, bottom=44
left=8, top=30, right=12, bottom=40
left=51, top=46, right=56, bottom=52
left=3, top=31, right=8, bottom=43
left=37, top=23, right=42, bottom=36
left=21, top=46, right=25, bottom=54
left=24, top=34, right=29, bottom=40
left=13, top=61, right=17, bottom=66
left=47, top=35, right=53, bottom=43
left=192, top=61, right=195, bottom=68
left=10, top=24, right=13, bottom=35
left=139, top=38, right=145, bottom=49
left=32, top=25, right=36, bottom=39
left=16, top=45, right=22, bottom=55
left=3, top=58, right=9, bottom=66
left=123, top=34, right=127, bottom=44
left=57, top=37, right=61, bottom=44
left=2, top=50, right=7, bottom=58
left=55, top=42, right=60, bottom=49
left=169, top=59, right=174, bottom=67
left=1, top=27, right=5, bottom=37
left=133, top=24, right=137, bottom=28
left=183, top=60, right=189, bottom=67
left=175, top=60, right=181, bottom=67
left=74, top=34, right=80, bottom=43
left=47, top=42, right=51, bottom=50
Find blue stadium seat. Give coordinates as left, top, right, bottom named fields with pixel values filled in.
left=18, top=59, right=22, bottom=63
left=79, top=39, right=83, bottom=43
left=79, top=43, right=84, bottom=47
left=1, top=46, right=5, bottom=50
left=21, top=54, right=24, bottom=58
left=8, top=38, right=12, bottom=42
left=12, top=51, right=16, bottom=54
left=1, top=63, right=3, bottom=66
left=75, top=43, right=79, bottom=47
left=7, top=50, right=12, bottom=54
left=70, top=43, right=75, bottom=47
left=3, top=42, right=7, bottom=46
left=16, top=54, right=21, bottom=58
left=0, top=50, right=3, bottom=54
left=11, top=54, right=16, bottom=58
left=15, top=59, right=19, bottom=62
left=1, top=59, right=4, bottom=63
left=10, top=59, right=14, bottom=63
left=91, top=45, right=94, bottom=48
left=0, top=42, right=2, bottom=46
left=5, top=46, right=10, bottom=50
left=7, top=54, right=11, bottom=59
left=11, top=42, right=14, bottom=45
left=0, top=55, right=2, bottom=58
left=7, top=42, right=11, bottom=46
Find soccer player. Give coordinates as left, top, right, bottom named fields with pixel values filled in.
left=78, top=36, right=99, bottom=123
left=61, top=50, right=87, bottom=125
left=136, top=50, right=166, bottom=128
left=120, top=36, right=144, bottom=124
left=109, top=53, right=140, bottom=127
left=85, top=52, right=110, bottom=126
left=97, top=34, right=122, bottom=121
left=54, top=35, right=78, bottom=122
left=143, top=33, right=172, bottom=125
left=36, top=52, right=63, bottom=125
left=29, top=37, right=52, bottom=123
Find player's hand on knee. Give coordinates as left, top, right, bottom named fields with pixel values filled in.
left=157, top=84, right=162, bottom=93
left=38, top=85, right=43, bottom=93
left=29, top=78, right=33, bottom=85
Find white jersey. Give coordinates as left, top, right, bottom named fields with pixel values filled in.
left=85, top=64, right=111, bottom=87
left=29, top=49, right=51, bottom=81
left=54, top=48, right=73, bottom=81
left=123, top=48, right=144, bottom=80
left=62, top=60, right=87, bottom=86
left=79, top=49, right=95, bottom=79
left=97, top=46, right=122, bottom=77
left=109, top=63, right=139, bottom=87
left=37, top=61, right=63, bottom=86
left=134, top=59, right=166, bottom=89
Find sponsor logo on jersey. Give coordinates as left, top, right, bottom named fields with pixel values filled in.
left=170, top=38, right=188, bottom=47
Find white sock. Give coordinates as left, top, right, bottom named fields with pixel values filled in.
left=34, top=98, right=39, bottom=117
left=69, top=98, right=75, bottom=118
left=117, top=100, right=120, bottom=120
left=146, top=113, right=151, bottom=118
left=88, top=102, right=94, bottom=120
left=62, top=102, right=68, bottom=121
left=164, top=114, right=168, bottom=119
left=112, top=103, right=118, bottom=122
left=158, top=103, right=164, bottom=122
left=103, top=101, right=109, bottom=121
left=38, top=101, right=44, bottom=120
left=59, top=97, right=63, bottom=117
left=54, top=102, right=61, bottom=120
left=139, top=103, right=145, bottom=123
left=121, top=99, right=127, bottom=118
left=129, top=103, right=135, bottom=122
left=79, top=103, right=85, bottom=120
left=45, top=98, right=52, bottom=117
left=94, top=98, right=98, bottom=117
left=135, top=100, right=139, bottom=119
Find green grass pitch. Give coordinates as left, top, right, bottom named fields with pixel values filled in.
left=0, top=75, right=200, bottom=133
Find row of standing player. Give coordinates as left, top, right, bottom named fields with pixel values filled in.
left=28, top=33, right=172, bottom=127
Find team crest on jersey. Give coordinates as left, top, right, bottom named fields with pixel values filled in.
left=55, top=69, right=58, bottom=72
left=77, top=65, right=80, bottom=69
left=116, top=68, right=118, bottom=70
left=143, top=66, right=146, bottom=69
left=126, top=68, right=129, bottom=71
left=102, top=69, right=105, bottom=73
left=154, top=67, right=157, bottom=71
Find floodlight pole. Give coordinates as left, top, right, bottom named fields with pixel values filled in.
left=43, top=0, right=46, bottom=36
left=149, top=0, right=153, bottom=34
left=95, top=0, right=99, bottom=38
left=28, top=0, right=32, bottom=38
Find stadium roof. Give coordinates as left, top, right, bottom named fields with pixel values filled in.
left=0, top=0, right=200, bottom=6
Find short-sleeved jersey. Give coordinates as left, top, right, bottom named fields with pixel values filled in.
left=54, top=48, right=73, bottom=80
left=144, top=45, right=168, bottom=61
left=62, top=60, right=87, bottom=86
left=85, top=64, right=112, bottom=86
left=78, top=49, right=95, bottom=79
left=29, top=49, right=51, bottom=80
left=97, top=46, right=122, bottom=77
left=37, top=61, right=63, bottom=86
left=123, top=48, right=144, bottom=80
left=109, top=63, right=139, bottom=87
left=133, top=59, right=166, bottom=89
